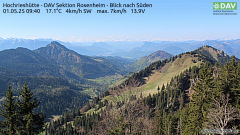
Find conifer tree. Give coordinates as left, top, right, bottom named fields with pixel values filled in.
left=219, top=56, right=239, bottom=107
left=161, top=84, right=165, bottom=91
left=154, top=110, right=165, bottom=135
left=0, top=86, right=19, bottom=135
left=18, top=83, right=45, bottom=135
left=229, top=56, right=240, bottom=108
left=186, top=62, right=215, bottom=134
left=237, top=62, right=240, bottom=108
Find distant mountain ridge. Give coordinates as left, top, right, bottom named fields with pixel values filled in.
left=1, top=38, right=240, bottom=59
left=0, top=38, right=53, bottom=51
left=130, top=50, right=173, bottom=71
left=145, top=50, right=173, bottom=62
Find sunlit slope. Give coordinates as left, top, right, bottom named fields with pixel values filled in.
left=84, top=53, right=203, bottom=115
left=136, top=53, right=202, bottom=96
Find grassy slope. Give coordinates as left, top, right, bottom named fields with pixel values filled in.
left=140, top=54, right=202, bottom=96
left=85, top=54, right=203, bottom=115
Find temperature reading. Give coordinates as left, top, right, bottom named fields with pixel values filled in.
left=46, top=9, right=62, bottom=13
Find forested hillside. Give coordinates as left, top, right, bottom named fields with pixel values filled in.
left=46, top=46, right=240, bottom=134
left=0, top=41, right=131, bottom=119
left=0, top=41, right=174, bottom=120
left=34, top=41, right=124, bottom=79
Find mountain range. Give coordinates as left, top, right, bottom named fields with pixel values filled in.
left=1, top=38, right=240, bottom=59
left=0, top=40, right=239, bottom=123
left=0, top=41, right=174, bottom=119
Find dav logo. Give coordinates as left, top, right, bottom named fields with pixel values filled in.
left=213, top=2, right=237, bottom=10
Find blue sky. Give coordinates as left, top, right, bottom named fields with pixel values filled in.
left=0, top=0, right=239, bottom=42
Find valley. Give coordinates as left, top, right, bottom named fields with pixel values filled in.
left=0, top=41, right=174, bottom=119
